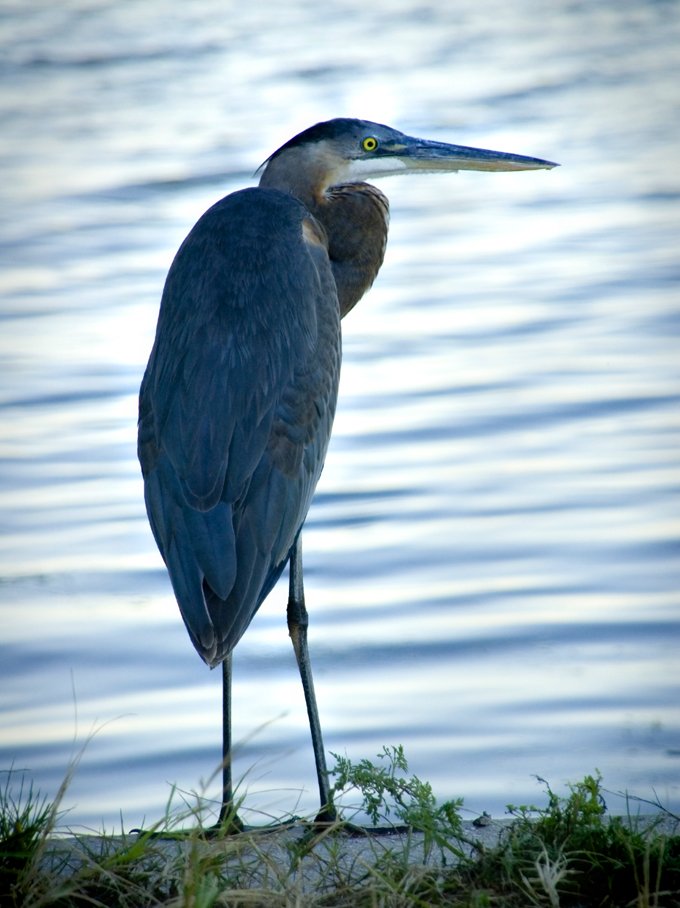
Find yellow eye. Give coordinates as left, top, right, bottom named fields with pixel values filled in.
left=361, top=136, right=379, bottom=152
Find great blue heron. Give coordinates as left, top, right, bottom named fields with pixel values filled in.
left=138, top=117, right=556, bottom=827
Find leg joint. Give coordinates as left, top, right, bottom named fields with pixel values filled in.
left=287, top=593, right=309, bottom=631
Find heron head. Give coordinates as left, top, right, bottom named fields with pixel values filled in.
left=258, top=117, right=557, bottom=201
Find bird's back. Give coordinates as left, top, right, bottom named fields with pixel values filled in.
left=138, top=187, right=341, bottom=667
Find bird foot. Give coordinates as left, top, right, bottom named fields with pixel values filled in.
left=300, top=809, right=412, bottom=839
left=129, top=804, right=246, bottom=840
left=131, top=810, right=411, bottom=840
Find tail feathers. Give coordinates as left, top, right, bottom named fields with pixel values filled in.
left=181, top=501, right=236, bottom=600
left=166, top=533, right=216, bottom=662
left=164, top=513, right=290, bottom=669
left=165, top=503, right=239, bottom=667
left=200, top=530, right=291, bottom=667
left=144, top=458, right=294, bottom=669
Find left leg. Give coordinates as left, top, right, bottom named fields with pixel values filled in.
left=287, top=535, right=336, bottom=822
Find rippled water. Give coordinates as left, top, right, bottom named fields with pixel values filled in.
left=1, top=0, right=679, bottom=830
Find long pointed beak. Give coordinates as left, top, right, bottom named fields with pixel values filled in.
left=384, top=135, right=558, bottom=173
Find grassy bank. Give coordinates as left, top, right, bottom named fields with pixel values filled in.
left=2, top=747, right=679, bottom=906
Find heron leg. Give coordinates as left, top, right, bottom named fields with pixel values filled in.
left=287, top=535, right=336, bottom=823
left=217, top=653, right=243, bottom=831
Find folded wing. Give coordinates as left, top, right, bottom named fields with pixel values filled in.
left=138, top=188, right=341, bottom=666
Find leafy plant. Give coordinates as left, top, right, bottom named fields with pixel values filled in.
left=487, top=773, right=680, bottom=906
left=329, top=744, right=468, bottom=863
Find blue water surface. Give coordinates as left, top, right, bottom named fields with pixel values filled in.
left=0, top=0, right=678, bottom=830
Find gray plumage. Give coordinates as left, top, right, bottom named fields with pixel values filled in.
left=139, top=189, right=341, bottom=665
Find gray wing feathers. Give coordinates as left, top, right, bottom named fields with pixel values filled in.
left=138, top=188, right=340, bottom=666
